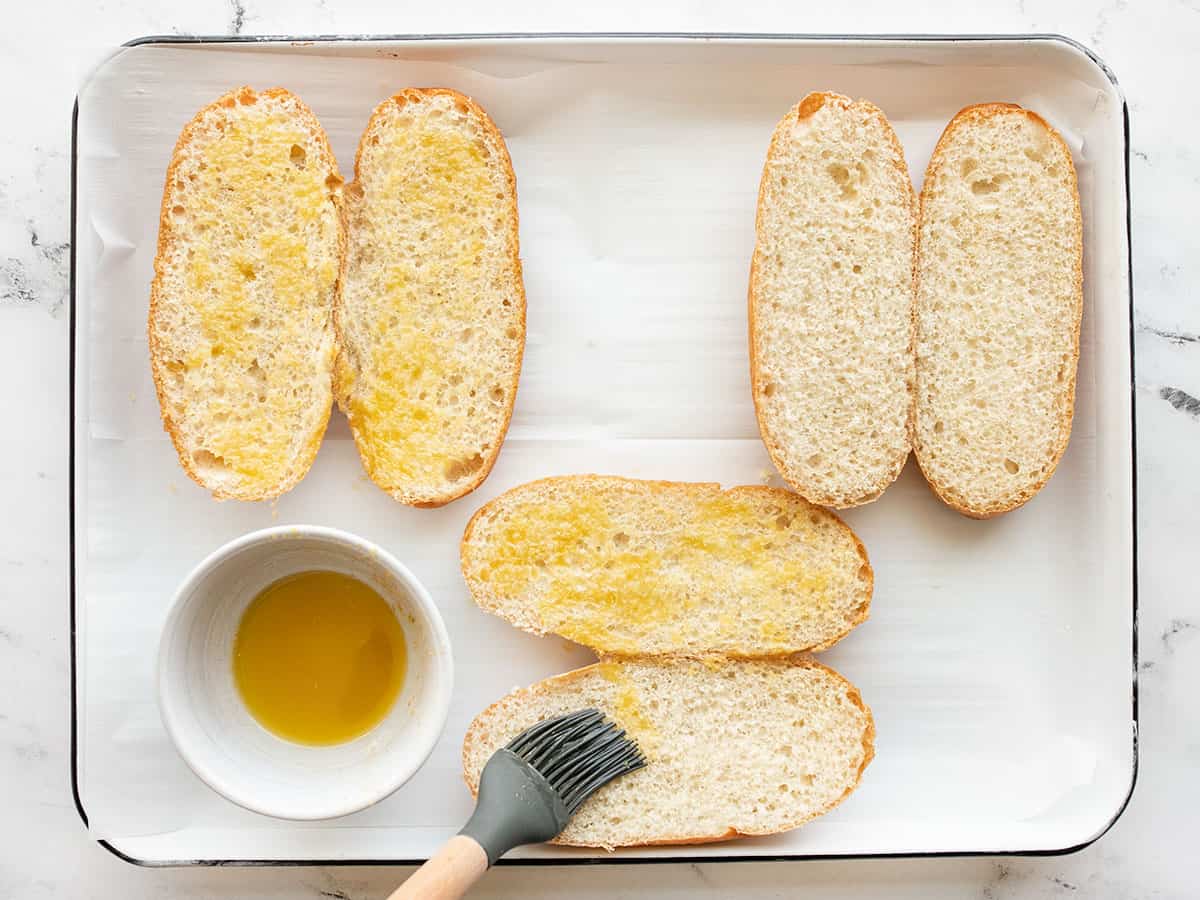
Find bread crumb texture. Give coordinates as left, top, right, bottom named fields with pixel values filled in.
left=461, top=476, right=872, bottom=656
left=915, top=104, right=1082, bottom=517
left=149, top=87, right=343, bottom=500
left=463, top=658, right=875, bottom=848
left=751, top=92, right=916, bottom=508
left=336, top=89, right=524, bottom=506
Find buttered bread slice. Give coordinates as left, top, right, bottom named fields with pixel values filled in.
left=460, top=475, right=872, bottom=656
left=749, top=92, right=917, bottom=509
left=336, top=89, right=526, bottom=507
left=149, top=87, right=344, bottom=500
left=463, top=657, right=875, bottom=848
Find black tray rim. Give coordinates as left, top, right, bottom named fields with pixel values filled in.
left=68, top=30, right=1138, bottom=868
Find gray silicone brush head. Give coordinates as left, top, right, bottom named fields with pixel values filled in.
left=459, top=709, right=646, bottom=865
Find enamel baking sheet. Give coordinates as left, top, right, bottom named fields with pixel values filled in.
left=71, top=34, right=1135, bottom=865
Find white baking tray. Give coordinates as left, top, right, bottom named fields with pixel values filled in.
left=70, top=34, right=1135, bottom=866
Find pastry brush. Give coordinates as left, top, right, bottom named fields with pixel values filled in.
left=389, top=709, right=645, bottom=899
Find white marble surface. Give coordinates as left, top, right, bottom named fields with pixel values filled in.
left=1, top=0, right=1197, bottom=897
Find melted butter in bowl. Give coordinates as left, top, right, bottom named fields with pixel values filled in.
left=157, top=526, right=452, bottom=820
left=233, top=570, right=408, bottom=746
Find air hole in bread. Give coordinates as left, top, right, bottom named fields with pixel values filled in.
left=345, top=183, right=365, bottom=203
left=970, top=174, right=1008, bottom=195
left=489, top=386, right=504, bottom=403
left=774, top=515, right=791, bottom=531
left=806, top=453, right=822, bottom=467
left=289, top=144, right=306, bottom=167
left=960, top=158, right=978, bottom=177
left=612, top=532, right=630, bottom=547
left=325, top=174, right=343, bottom=192
left=933, top=421, right=944, bottom=434
left=460, top=327, right=475, bottom=342
left=505, top=326, right=520, bottom=339
left=170, top=205, right=185, bottom=218
left=444, top=453, right=484, bottom=482
left=762, top=381, right=778, bottom=398
left=1004, top=458, right=1020, bottom=474
left=191, top=449, right=228, bottom=473
left=852, top=264, right=862, bottom=274
left=247, top=360, right=267, bottom=387
left=826, top=164, right=858, bottom=201
left=448, top=373, right=463, bottom=386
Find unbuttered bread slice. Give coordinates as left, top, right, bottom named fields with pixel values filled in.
left=460, top=475, right=872, bottom=656
left=463, top=657, right=875, bottom=849
left=915, top=104, right=1082, bottom=517
left=336, top=89, right=525, bottom=508
left=149, top=87, right=344, bottom=501
left=750, top=92, right=916, bottom=509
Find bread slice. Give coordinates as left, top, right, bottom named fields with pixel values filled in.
left=149, top=86, right=344, bottom=501
left=914, top=104, right=1082, bottom=518
left=749, top=92, right=917, bottom=509
left=460, top=475, right=872, bottom=656
left=463, top=657, right=874, bottom=849
left=335, top=89, right=525, bottom=508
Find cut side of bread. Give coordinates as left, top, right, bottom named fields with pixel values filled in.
left=915, top=104, right=1082, bottom=518
left=149, top=87, right=344, bottom=501
left=462, top=657, right=875, bottom=849
left=460, top=475, right=872, bottom=656
left=335, top=89, right=525, bottom=508
left=749, top=92, right=917, bottom=509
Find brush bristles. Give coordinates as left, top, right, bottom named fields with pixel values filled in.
left=505, top=709, right=646, bottom=813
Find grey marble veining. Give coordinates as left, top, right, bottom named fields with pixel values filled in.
left=1, top=0, right=1197, bottom=897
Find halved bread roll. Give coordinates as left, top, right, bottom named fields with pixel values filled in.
left=460, top=475, right=872, bottom=656
left=462, top=657, right=875, bottom=849
left=149, top=86, right=344, bottom=501
left=914, top=104, right=1082, bottom=517
left=336, top=89, right=525, bottom=507
left=749, top=92, right=917, bottom=508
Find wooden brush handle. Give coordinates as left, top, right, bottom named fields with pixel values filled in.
left=388, top=835, right=489, bottom=900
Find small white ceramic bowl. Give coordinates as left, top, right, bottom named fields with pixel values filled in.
left=157, top=525, right=453, bottom=821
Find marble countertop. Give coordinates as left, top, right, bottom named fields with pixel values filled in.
left=2, top=0, right=1197, bottom=897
